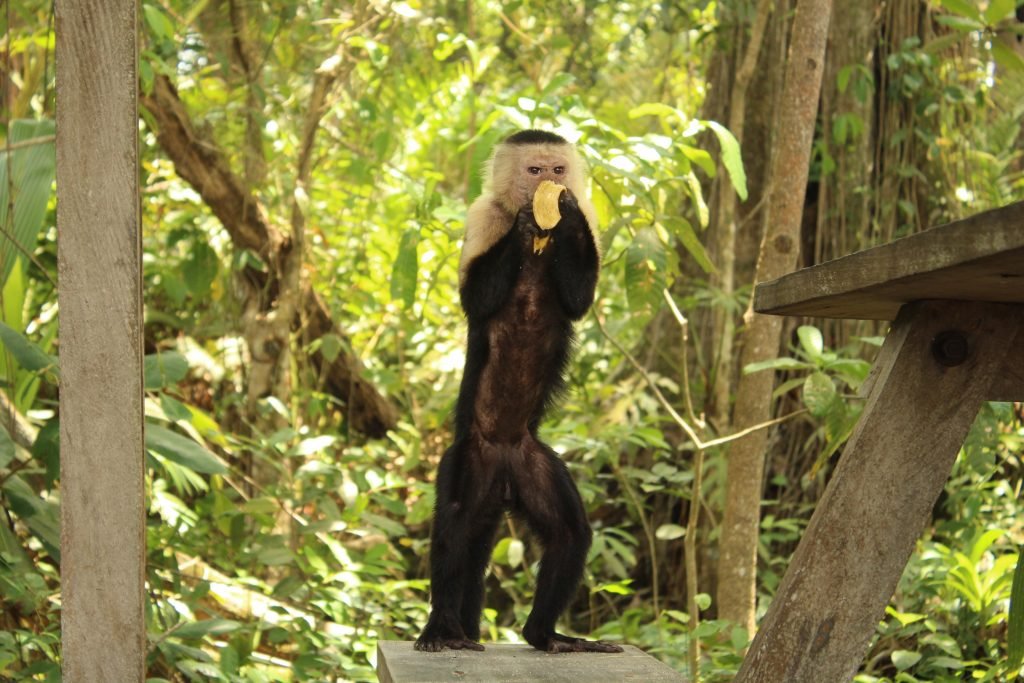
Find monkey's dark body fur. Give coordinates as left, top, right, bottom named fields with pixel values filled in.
left=415, top=188, right=619, bottom=653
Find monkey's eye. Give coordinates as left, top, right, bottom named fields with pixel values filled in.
left=527, top=166, right=542, bottom=175
left=553, top=166, right=565, bottom=175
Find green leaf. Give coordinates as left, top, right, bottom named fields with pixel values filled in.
left=593, top=580, right=635, bottom=596
left=704, top=120, right=748, bottom=201
left=317, top=333, right=343, bottom=363
left=0, top=321, right=56, bottom=373
left=837, top=65, right=854, bottom=94
left=31, top=418, right=60, bottom=486
left=797, top=325, right=824, bottom=360
left=743, top=357, right=810, bottom=374
left=390, top=228, right=419, bottom=308
left=1008, top=550, right=1024, bottom=669
left=992, top=35, right=1024, bottom=73
left=256, top=545, right=294, bottom=566
left=803, top=371, right=837, bottom=417
left=628, top=102, right=682, bottom=121
left=939, top=0, right=981, bottom=20
left=142, top=3, right=176, bottom=40
left=0, top=426, right=14, bottom=469
left=173, top=618, right=242, bottom=641
left=983, top=0, right=1015, bottom=24
left=684, top=172, right=709, bottom=228
left=146, top=423, right=227, bottom=475
left=506, top=538, right=524, bottom=566
left=623, top=227, right=667, bottom=312
left=663, top=216, right=714, bottom=273
left=891, top=649, right=922, bottom=671
left=143, top=351, right=189, bottom=390
left=2, top=475, right=60, bottom=561
left=182, top=242, right=219, bottom=297
left=0, top=120, right=55, bottom=289
left=935, top=15, right=986, bottom=31
left=655, top=524, right=686, bottom=540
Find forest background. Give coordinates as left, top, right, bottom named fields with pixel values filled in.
left=2, top=0, right=1024, bottom=681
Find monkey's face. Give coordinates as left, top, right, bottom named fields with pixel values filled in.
left=514, top=150, right=571, bottom=209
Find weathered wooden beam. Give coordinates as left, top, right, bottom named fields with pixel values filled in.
left=57, top=0, right=145, bottom=680
left=753, top=202, right=1024, bottom=320
left=376, top=641, right=686, bottom=682
left=989, top=348, right=1024, bottom=402
left=737, top=300, right=1024, bottom=683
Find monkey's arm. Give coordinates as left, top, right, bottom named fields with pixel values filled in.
left=459, top=210, right=525, bottom=323
left=551, top=191, right=599, bottom=320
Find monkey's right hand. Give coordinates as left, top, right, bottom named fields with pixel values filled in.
left=514, top=206, right=541, bottom=237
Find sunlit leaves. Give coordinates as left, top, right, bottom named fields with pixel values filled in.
left=0, top=321, right=56, bottom=375
left=704, top=120, right=748, bottom=201
left=390, top=228, right=420, bottom=308
left=655, top=524, right=686, bottom=541
left=624, top=227, right=666, bottom=312
left=0, top=120, right=55, bottom=289
left=146, top=423, right=228, bottom=475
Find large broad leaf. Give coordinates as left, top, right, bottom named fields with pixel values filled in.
left=983, top=0, right=1016, bottom=24
left=703, top=120, right=748, bottom=201
left=0, top=320, right=57, bottom=374
left=182, top=242, right=219, bottom=297
left=2, top=474, right=61, bottom=562
left=624, top=227, right=667, bottom=312
left=143, top=351, right=189, bottom=390
left=0, top=120, right=56, bottom=287
left=663, top=216, right=714, bottom=274
left=803, top=371, right=837, bottom=418
left=146, top=423, right=227, bottom=475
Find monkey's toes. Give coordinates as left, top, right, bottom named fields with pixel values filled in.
left=414, top=637, right=485, bottom=652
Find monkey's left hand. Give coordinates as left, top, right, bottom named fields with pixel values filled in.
left=557, top=187, right=579, bottom=213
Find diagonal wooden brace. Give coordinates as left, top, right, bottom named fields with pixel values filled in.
left=737, top=300, right=1024, bottom=683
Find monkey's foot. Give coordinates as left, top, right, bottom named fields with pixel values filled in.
left=526, top=630, right=624, bottom=654
left=414, top=636, right=485, bottom=652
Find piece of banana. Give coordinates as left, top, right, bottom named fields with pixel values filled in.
left=532, top=180, right=565, bottom=254
left=533, top=180, right=565, bottom=229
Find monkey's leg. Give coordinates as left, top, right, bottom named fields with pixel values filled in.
left=416, top=443, right=498, bottom=652
left=459, top=516, right=502, bottom=640
left=515, top=441, right=623, bottom=653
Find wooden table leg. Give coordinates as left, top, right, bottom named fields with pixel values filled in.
left=737, top=300, right=1024, bottom=683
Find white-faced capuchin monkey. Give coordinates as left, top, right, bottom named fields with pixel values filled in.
left=415, top=130, right=622, bottom=654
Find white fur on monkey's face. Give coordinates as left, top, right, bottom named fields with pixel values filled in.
left=459, top=139, right=600, bottom=285
left=489, top=143, right=581, bottom=213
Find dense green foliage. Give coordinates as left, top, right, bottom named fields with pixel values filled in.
left=1, top=1, right=1023, bottom=681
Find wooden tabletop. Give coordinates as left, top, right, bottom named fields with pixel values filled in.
left=376, top=641, right=686, bottom=682
left=753, top=201, right=1024, bottom=320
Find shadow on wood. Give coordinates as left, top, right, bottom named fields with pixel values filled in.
left=376, top=641, right=686, bottom=683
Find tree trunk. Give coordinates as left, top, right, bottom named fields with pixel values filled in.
left=709, top=0, right=775, bottom=428
left=716, top=0, right=834, bottom=632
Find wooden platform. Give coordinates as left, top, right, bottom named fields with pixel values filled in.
left=376, top=641, right=686, bottom=683
left=754, top=202, right=1024, bottom=320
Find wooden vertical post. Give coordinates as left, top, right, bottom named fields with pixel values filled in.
left=57, top=1, right=144, bottom=680
left=737, top=300, right=1024, bottom=682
